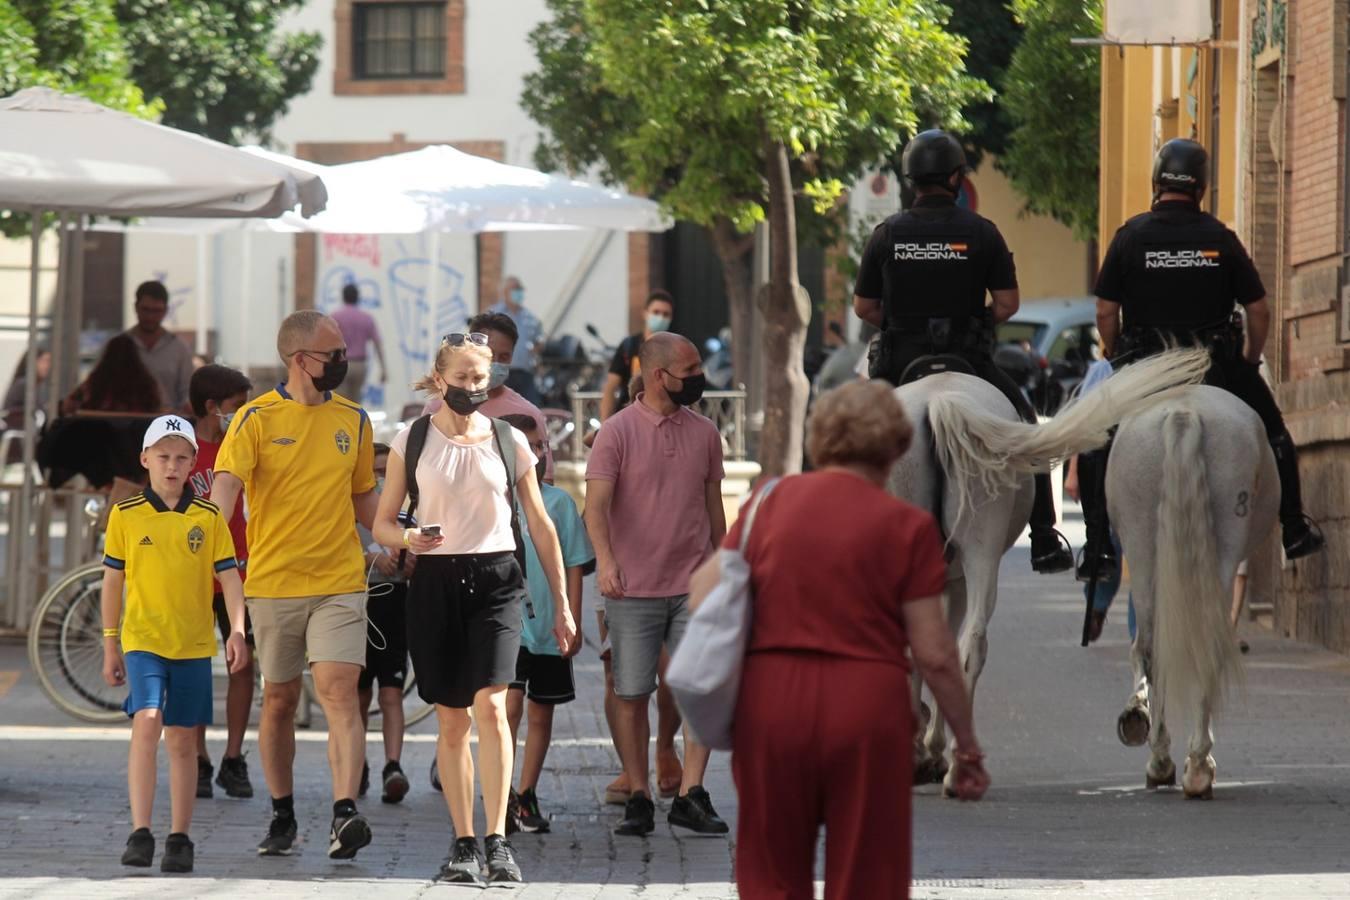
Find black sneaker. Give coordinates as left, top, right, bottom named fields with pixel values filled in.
left=514, top=788, right=550, bottom=833
left=359, top=761, right=370, bottom=798
left=614, top=791, right=656, bottom=836
left=257, top=814, right=298, bottom=856
left=668, top=785, right=729, bottom=835
left=381, top=760, right=409, bottom=804
left=328, top=810, right=372, bottom=860
left=438, top=836, right=484, bottom=885
left=161, top=832, right=194, bottom=873
left=196, top=757, right=214, bottom=799
left=215, top=755, right=254, bottom=799
left=506, top=787, right=520, bottom=836
left=121, top=828, right=154, bottom=867
left=485, top=834, right=523, bottom=883
left=1282, top=515, right=1326, bottom=560
left=429, top=757, right=442, bottom=792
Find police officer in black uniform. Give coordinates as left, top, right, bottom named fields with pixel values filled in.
left=852, top=129, right=1074, bottom=574
left=1078, top=137, right=1325, bottom=580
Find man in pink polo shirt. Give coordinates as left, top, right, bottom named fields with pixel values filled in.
left=422, top=312, right=553, bottom=482
left=331, top=284, right=386, bottom=401
left=584, top=332, right=728, bottom=838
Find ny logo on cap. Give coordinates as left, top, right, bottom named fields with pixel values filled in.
left=164, top=418, right=184, bottom=432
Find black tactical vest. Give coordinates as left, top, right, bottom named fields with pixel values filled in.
left=1120, top=209, right=1235, bottom=331
left=881, top=208, right=986, bottom=325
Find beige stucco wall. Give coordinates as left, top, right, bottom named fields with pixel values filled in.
left=967, top=158, right=1092, bottom=300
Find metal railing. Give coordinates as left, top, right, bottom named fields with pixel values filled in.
left=566, top=390, right=749, bottom=463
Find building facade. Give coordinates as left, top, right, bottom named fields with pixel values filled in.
left=1098, top=0, right=1350, bottom=651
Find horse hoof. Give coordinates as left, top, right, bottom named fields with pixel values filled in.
left=1183, top=785, right=1214, bottom=800
left=1146, top=765, right=1176, bottom=790
left=913, top=757, right=949, bottom=785
left=942, top=783, right=958, bottom=799
left=1117, top=708, right=1150, bottom=746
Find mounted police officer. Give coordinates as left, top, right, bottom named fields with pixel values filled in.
left=852, top=129, right=1074, bottom=574
left=1078, top=137, right=1325, bottom=581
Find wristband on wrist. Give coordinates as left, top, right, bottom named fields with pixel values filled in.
left=402, top=528, right=413, bottom=547
left=102, top=628, right=119, bottom=638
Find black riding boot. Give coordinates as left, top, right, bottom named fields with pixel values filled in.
left=1075, top=448, right=1119, bottom=582
left=1029, top=472, right=1073, bottom=573
left=1271, top=433, right=1325, bottom=559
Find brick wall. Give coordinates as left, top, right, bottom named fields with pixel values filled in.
left=1287, top=0, right=1343, bottom=266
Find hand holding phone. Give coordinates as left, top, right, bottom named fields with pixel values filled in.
left=419, top=524, right=443, bottom=538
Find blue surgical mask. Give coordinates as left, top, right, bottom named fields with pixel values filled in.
left=216, top=411, right=236, bottom=431
left=646, top=314, right=672, bottom=334
left=488, top=362, right=510, bottom=391
left=509, top=288, right=525, bottom=304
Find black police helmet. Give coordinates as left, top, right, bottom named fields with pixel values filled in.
left=902, top=130, right=967, bottom=188
left=1152, top=139, right=1209, bottom=197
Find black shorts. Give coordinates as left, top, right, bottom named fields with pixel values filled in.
left=407, top=553, right=524, bottom=709
left=509, top=647, right=576, bottom=705
left=212, top=593, right=254, bottom=648
left=360, top=582, right=409, bottom=691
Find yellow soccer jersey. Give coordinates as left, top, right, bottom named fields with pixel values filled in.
left=215, top=385, right=376, bottom=598
left=103, top=489, right=239, bottom=659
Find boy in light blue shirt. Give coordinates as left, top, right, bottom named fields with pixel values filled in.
left=500, top=415, right=592, bottom=835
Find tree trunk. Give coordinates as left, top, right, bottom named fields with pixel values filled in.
left=758, top=138, right=810, bottom=477
left=708, top=217, right=755, bottom=389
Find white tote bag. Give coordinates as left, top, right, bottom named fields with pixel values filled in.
left=666, top=478, right=780, bottom=751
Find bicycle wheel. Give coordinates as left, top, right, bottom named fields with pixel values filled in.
left=27, top=562, right=127, bottom=723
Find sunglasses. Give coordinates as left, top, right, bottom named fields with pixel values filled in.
left=299, top=348, right=347, bottom=364
left=442, top=332, right=489, bottom=347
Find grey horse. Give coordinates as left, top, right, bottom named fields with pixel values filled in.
left=886, top=347, right=1213, bottom=795
left=1109, top=385, right=1278, bottom=798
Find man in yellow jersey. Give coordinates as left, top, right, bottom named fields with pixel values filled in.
left=212, top=310, right=379, bottom=860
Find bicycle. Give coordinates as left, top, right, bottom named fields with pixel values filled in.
left=28, top=558, right=435, bottom=730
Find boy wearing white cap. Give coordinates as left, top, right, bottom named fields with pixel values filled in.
left=101, top=415, right=249, bottom=874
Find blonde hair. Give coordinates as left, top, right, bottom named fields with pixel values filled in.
left=413, top=339, right=493, bottom=394
left=806, top=381, right=914, bottom=470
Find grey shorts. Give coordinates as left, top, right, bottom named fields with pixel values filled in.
left=246, top=593, right=368, bottom=683
left=603, top=595, right=689, bottom=699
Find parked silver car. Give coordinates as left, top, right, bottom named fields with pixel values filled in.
left=995, top=297, right=1100, bottom=415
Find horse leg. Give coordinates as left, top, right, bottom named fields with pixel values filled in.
left=918, top=578, right=965, bottom=785
left=1145, top=671, right=1176, bottom=789
left=1182, top=698, right=1217, bottom=800
left=1118, top=588, right=1152, bottom=747
left=943, top=563, right=993, bottom=798
left=910, top=666, right=940, bottom=785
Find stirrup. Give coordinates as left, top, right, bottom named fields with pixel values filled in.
left=1075, top=543, right=1119, bottom=583
left=1030, top=528, right=1074, bottom=574
left=1282, top=514, right=1325, bottom=559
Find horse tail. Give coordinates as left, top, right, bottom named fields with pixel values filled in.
left=1153, top=408, right=1241, bottom=718
left=926, top=347, right=1211, bottom=525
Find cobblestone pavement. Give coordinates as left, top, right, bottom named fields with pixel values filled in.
left=3, top=519, right=1350, bottom=898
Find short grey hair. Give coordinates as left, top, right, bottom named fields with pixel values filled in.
left=276, top=310, right=331, bottom=360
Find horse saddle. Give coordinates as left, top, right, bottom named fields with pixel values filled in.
left=898, top=353, right=976, bottom=387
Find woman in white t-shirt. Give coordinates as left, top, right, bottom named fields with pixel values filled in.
left=374, top=332, right=576, bottom=885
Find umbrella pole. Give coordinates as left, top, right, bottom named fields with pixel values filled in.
left=240, top=234, right=252, bottom=371
left=427, top=231, right=440, bottom=365
left=15, top=212, right=42, bottom=629
left=196, top=234, right=209, bottom=356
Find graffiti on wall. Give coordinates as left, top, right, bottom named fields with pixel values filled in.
left=315, top=233, right=474, bottom=415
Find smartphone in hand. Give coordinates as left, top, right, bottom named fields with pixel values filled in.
left=419, top=524, right=443, bottom=538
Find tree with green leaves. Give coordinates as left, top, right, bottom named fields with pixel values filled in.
left=0, top=0, right=159, bottom=236
left=525, top=0, right=983, bottom=475
left=116, top=0, right=321, bottom=144
left=999, top=0, right=1102, bottom=242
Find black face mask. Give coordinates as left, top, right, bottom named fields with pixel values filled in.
left=310, top=358, right=348, bottom=393
left=664, top=371, right=707, bottom=406
left=443, top=385, right=489, bottom=416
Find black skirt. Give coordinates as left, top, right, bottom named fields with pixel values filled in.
left=406, top=553, right=525, bottom=709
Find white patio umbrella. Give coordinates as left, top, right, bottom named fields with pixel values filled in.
left=0, top=86, right=328, bottom=626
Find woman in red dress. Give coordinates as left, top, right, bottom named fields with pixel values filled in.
left=705, top=380, right=989, bottom=900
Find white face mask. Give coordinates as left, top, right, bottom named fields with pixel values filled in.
left=216, top=411, right=236, bottom=430
left=488, top=362, right=510, bottom=391
left=646, top=314, right=672, bottom=334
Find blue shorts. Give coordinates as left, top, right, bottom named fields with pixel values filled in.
left=122, top=651, right=213, bottom=728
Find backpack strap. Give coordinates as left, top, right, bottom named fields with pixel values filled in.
left=397, top=415, right=432, bottom=568
left=490, top=418, right=529, bottom=598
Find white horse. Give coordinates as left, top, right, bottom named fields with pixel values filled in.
left=1108, top=386, right=1278, bottom=798
left=886, top=348, right=1212, bottom=794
